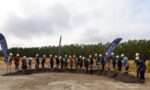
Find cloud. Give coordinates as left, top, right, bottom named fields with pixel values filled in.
left=0, top=0, right=150, bottom=47
left=3, top=4, right=71, bottom=39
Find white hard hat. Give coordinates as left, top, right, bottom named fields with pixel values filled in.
left=79, top=56, right=82, bottom=58
left=89, top=55, right=92, bottom=58
left=36, top=54, right=39, bottom=57
left=105, top=52, right=108, bottom=55
left=55, top=55, right=58, bottom=58
left=116, top=55, right=119, bottom=58
left=99, top=54, right=102, bottom=57
left=9, top=53, right=13, bottom=56
left=43, top=54, right=46, bottom=58
left=16, top=53, right=20, bottom=56
left=121, top=54, right=124, bottom=57
left=69, top=55, right=71, bottom=58
left=135, top=53, right=140, bottom=56
left=135, top=56, right=139, bottom=60
left=49, top=54, right=52, bottom=57
left=23, top=56, right=26, bottom=59
left=95, top=53, right=98, bottom=56
left=59, top=56, right=62, bottom=59
left=82, top=56, right=85, bottom=59
left=111, top=52, right=114, bottom=56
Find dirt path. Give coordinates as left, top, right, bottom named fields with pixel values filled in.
left=0, top=72, right=150, bottom=90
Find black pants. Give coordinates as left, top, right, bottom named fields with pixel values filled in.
left=140, top=70, right=145, bottom=80
left=101, top=64, right=105, bottom=71
left=42, top=63, right=45, bottom=69
left=50, top=63, right=54, bottom=69
left=118, top=65, right=122, bottom=71
left=137, top=68, right=140, bottom=78
left=112, top=62, right=116, bottom=70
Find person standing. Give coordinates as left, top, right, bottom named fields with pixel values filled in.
left=100, top=54, right=106, bottom=71
left=55, top=55, right=60, bottom=70
left=117, top=54, right=124, bottom=72
left=135, top=53, right=140, bottom=78
left=41, top=54, right=46, bottom=69
left=73, top=55, right=78, bottom=70
left=64, top=55, right=68, bottom=70
left=98, top=54, right=102, bottom=70
left=21, top=56, right=27, bottom=72
left=122, top=56, right=129, bottom=73
left=139, top=54, right=147, bottom=81
left=89, top=55, right=93, bottom=73
left=7, top=53, right=13, bottom=73
left=94, top=53, right=99, bottom=70
left=14, top=53, right=20, bottom=71
left=49, top=54, right=54, bottom=69
left=35, top=54, right=40, bottom=70
left=69, top=55, right=73, bottom=70
left=59, top=56, right=64, bottom=69
left=105, top=52, right=111, bottom=71
left=112, top=53, right=116, bottom=70
left=28, top=57, right=32, bottom=70
left=84, top=57, right=89, bottom=73
left=79, top=56, right=83, bottom=70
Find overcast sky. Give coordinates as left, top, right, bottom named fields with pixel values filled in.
left=0, top=0, right=150, bottom=48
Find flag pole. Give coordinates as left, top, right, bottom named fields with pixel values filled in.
left=58, top=35, right=62, bottom=56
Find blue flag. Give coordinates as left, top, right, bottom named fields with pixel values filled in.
left=0, top=33, right=9, bottom=64
left=106, top=38, right=122, bottom=57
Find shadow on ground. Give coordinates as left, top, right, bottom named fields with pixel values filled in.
left=1, top=68, right=144, bottom=84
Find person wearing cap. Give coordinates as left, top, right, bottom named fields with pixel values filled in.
left=41, top=54, right=46, bottom=69
left=35, top=54, right=40, bottom=70
left=21, top=56, right=27, bottom=72
left=14, top=53, right=20, bottom=71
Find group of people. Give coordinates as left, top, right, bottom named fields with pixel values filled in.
left=7, top=52, right=147, bottom=80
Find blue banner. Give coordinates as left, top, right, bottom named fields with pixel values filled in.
left=0, top=33, right=9, bottom=64
left=106, top=38, right=122, bottom=57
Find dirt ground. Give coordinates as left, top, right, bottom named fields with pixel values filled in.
left=0, top=59, right=150, bottom=90
left=0, top=68, right=150, bottom=90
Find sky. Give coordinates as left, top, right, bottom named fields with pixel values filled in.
left=0, top=0, right=150, bottom=48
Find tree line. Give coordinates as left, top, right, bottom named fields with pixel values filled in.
left=0, top=40, right=150, bottom=59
